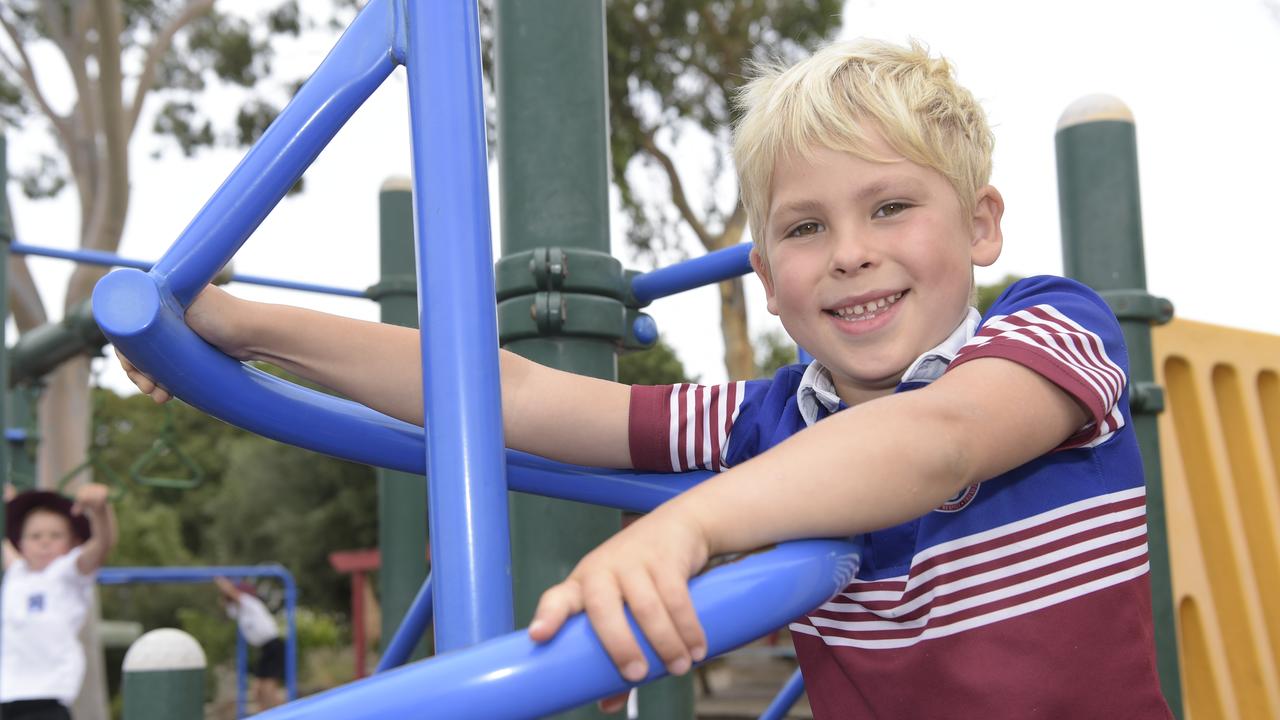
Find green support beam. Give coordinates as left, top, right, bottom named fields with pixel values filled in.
left=370, top=178, right=431, bottom=659
left=494, top=2, right=692, bottom=717
left=1055, top=95, right=1182, bottom=718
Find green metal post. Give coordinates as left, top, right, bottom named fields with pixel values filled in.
left=7, top=386, right=39, bottom=491
left=1055, top=94, right=1182, bottom=718
left=121, top=628, right=206, bottom=720
left=495, top=3, right=691, bottom=717
left=370, top=178, right=430, bottom=659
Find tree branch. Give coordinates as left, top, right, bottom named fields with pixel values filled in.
left=0, top=12, right=71, bottom=141
left=639, top=128, right=714, bottom=250
left=127, top=0, right=217, bottom=138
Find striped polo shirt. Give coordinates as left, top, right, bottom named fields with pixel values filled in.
left=628, top=275, right=1171, bottom=719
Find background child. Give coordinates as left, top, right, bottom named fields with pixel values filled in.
left=1, top=483, right=116, bottom=720
left=118, top=39, right=1173, bottom=719
left=214, top=576, right=285, bottom=711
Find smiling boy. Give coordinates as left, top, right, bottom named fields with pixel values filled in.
left=120, top=38, right=1172, bottom=718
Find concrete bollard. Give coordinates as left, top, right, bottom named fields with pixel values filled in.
left=122, top=628, right=206, bottom=720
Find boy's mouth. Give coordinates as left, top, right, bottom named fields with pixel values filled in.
left=826, top=290, right=906, bottom=322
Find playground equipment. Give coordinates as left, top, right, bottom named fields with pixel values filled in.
left=90, top=1, right=862, bottom=716
left=100, top=565, right=299, bottom=719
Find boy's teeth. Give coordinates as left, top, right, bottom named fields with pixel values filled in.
left=832, top=291, right=903, bottom=320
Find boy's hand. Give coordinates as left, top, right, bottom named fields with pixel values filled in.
left=71, top=483, right=110, bottom=513
left=528, top=507, right=712, bottom=683
left=114, top=284, right=249, bottom=404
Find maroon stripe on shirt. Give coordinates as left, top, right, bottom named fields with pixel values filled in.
left=675, top=384, right=689, bottom=471
left=813, top=529, right=1148, bottom=625
left=806, top=551, right=1150, bottom=642
left=708, top=385, right=722, bottom=472
left=838, top=494, right=1146, bottom=601
left=693, top=385, right=706, bottom=470
left=627, top=384, right=675, bottom=472
left=995, top=308, right=1123, bottom=401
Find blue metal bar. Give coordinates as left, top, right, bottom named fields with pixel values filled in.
left=375, top=572, right=432, bottom=673
left=98, top=565, right=299, bottom=702
left=12, top=242, right=367, bottom=298
left=146, top=0, right=397, bottom=306
left=404, top=0, right=512, bottom=650
left=254, top=538, right=861, bottom=720
left=760, top=668, right=806, bottom=720
left=630, top=243, right=753, bottom=305
left=5, top=428, right=26, bottom=442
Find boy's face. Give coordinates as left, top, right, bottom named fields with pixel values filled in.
left=752, top=134, right=1003, bottom=405
left=20, top=509, right=75, bottom=571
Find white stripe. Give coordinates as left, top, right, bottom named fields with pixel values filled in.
left=683, top=385, right=698, bottom=471
left=716, top=384, right=729, bottom=469
left=800, top=562, right=1150, bottom=650
left=829, top=520, right=1147, bottom=615
left=987, top=306, right=1125, bottom=397
left=1036, top=304, right=1126, bottom=393
left=1080, top=406, right=1125, bottom=448
left=822, top=532, right=1148, bottom=628
left=701, top=387, right=714, bottom=470
left=844, top=486, right=1147, bottom=583
left=972, top=322, right=1113, bottom=408
left=667, top=385, right=683, bottom=472
left=974, top=306, right=1125, bottom=401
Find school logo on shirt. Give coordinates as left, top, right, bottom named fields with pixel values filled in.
left=935, top=483, right=979, bottom=512
left=27, top=593, right=45, bottom=612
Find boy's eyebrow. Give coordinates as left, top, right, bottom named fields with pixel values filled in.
left=769, top=176, right=929, bottom=221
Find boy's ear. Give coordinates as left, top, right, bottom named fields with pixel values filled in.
left=749, top=247, right=781, bottom=316
left=970, top=185, right=1004, bottom=267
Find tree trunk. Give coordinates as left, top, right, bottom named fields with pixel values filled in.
left=718, top=277, right=756, bottom=380
left=36, top=356, right=92, bottom=490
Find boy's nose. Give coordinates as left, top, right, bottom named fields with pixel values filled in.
left=829, top=230, right=876, bottom=275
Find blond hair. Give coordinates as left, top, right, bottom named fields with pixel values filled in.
left=732, top=39, right=993, bottom=250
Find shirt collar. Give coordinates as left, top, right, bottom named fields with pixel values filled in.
left=796, top=306, right=982, bottom=426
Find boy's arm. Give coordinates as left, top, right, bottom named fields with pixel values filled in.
left=120, top=286, right=633, bottom=469
left=530, top=356, right=1088, bottom=681
left=2, top=539, right=18, bottom=571
left=73, top=483, right=117, bottom=574
left=214, top=576, right=242, bottom=602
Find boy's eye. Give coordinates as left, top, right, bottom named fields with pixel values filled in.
left=786, top=221, right=823, bottom=238
left=874, top=202, right=910, bottom=218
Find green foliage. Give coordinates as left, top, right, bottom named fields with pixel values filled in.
left=1, top=1, right=352, bottom=197
left=603, top=0, right=843, bottom=254
left=976, top=274, right=1022, bottom=314
left=755, top=329, right=799, bottom=377
left=617, top=336, right=693, bottom=385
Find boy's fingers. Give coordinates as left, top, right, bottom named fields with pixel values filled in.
left=619, top=570, right=691, bottom=675
left=653, top=570, right=707, bottom=662
left=529, top=580, right=583, bottom=642
left=582, top=576, right=648, bottom=683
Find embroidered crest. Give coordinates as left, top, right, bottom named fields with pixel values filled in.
left=28, top=592, right=45, bottom=612
left=935, top=483, right=979, bottom=512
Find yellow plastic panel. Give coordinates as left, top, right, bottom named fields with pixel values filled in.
left=1155, top=319, right=1280, bottom=719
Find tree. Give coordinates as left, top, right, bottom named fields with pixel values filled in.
left=0, top=0, right=348, bottom=490
left=604, top=0, right=843, bottom=380
left=617, top=335, right=693, bottom=385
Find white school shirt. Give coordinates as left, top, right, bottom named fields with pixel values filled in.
left=1, top=546, right=95, bottom=705
left=226, top=593, right=280, bottom=647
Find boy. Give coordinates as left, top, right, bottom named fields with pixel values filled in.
left=120, top=39, right=1171, bottom=717
left=2, top=484, right=117, bottom=720
left=214, top=576, right=286, bottom=711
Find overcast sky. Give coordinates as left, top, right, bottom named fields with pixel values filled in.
left=7, top=0, right=1280, bottom=395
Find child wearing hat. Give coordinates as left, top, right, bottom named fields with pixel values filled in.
left=1, top=483, right=116, bottom=720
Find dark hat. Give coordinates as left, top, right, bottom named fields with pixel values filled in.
left=6, top=490, right=92, bottom=550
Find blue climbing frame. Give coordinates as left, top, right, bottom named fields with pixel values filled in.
left=98, top=565, right=299, bottom=719
left=91, top=1, right=862, bottom=716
